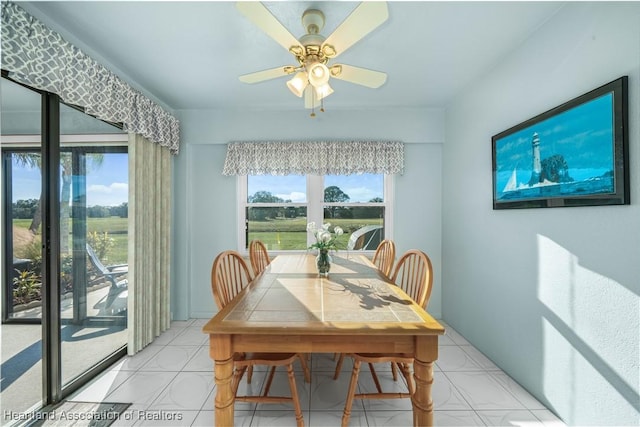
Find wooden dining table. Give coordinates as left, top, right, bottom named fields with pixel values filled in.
left=202, top=253, right=445, bottom=426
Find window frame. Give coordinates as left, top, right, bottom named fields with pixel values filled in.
left=237, top=174, right=394, bottom=254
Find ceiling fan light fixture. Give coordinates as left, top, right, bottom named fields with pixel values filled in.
left=238, top=2, right=389, bottom=116
left=315, top=82, right=333, bottom=100
left=308, top=62, right=330, bottom=87
left=322, top=44, right=337, bottom=58
left=286, top=71, right=308, bottom=97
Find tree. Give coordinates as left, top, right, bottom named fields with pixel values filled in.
left=13, top=153, right=42, bottom=234
left=324, top=186, right=350, bottom=218
left=60, top=153, right=104, bottom=252
left=541, top=154, right=573, bottom=183
left=248, top=191, right=285, bottom=221
left=248, top=191, right=284, bottom=203
left=324, top=186, right=350, bottom=203
left=87, top=205, right=110, bottom=218
left=110, top=202, right=128, bottom=218
left=12, top=199, right=39, bottom=219
left=352, top=197, right=384, bottom=219
left=13, top=152, right=104, bottom=252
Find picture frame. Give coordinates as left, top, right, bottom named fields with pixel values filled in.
left=492, top=76, right=629, bottom=209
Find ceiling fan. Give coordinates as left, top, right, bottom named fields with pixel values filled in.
left=237, top=2, right=389, bottom=116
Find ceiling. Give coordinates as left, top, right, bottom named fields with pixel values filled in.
left=15, top=1, right=565, bottom=112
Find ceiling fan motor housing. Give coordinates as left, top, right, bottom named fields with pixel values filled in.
left=299, top=9, right=329, bottom=65
left=302, top=9, right=325, bottom=34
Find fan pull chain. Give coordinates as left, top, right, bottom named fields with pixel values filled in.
left=310, top=96, right=316, bottom=118
left=320, top=97, right=325, bottom=113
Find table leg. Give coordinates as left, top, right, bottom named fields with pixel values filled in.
left=211, top=335, right=234, bottom=427
left=412, top=335, right=438, bottom=426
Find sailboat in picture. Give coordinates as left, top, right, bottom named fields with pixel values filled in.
left=503, top=168, right=518, bottom=192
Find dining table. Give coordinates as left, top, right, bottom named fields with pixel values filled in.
left=202, top=252, right=445, bottom=426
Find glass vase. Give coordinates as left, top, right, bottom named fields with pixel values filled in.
left=316, top=249, right=332, bottom=277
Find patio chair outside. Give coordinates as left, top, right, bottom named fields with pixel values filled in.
left=86, top=243, right=128, bottom=309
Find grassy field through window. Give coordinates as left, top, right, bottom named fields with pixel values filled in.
left=13, top=217, right=128, bottom=264
left=248, top=217, right=382, bottom=250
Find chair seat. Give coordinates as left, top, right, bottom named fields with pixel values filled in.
left=341, top=250, right=434, bottom=427
left=235, top=352, right=299, bottom=366
left=212, top=250, right=306, bottom=426
left=351, top=353, right=413, bottom=363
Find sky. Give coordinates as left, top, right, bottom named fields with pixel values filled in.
left=13, top=156, right=383, bottom=207
left=13, top=158, right=384, bottom=206
left=12, top=153, right=128, bottom=207
left=248, top=173, right=384, bottom=203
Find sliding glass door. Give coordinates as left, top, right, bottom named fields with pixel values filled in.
left=58, top=103, right=128, bottom=389
left=1, top=75, right=128, bottom=417
left=1, top=76, right=44, bottom=416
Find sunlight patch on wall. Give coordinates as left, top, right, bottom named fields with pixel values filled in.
left=536, top=234, right=639, bottom=425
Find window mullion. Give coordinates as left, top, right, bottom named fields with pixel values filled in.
left=237, top=175, right=248, bottom=251
left=307, top=175, right=323, bottom=247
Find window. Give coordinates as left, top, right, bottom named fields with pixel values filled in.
left=238, top=174, right=393, bottom=251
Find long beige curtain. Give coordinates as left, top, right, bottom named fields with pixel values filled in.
left=127, top=133, right=172, bottom=354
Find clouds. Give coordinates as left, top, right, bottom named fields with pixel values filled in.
left=340, top=186, right=381, bottom=203
left=87, top=182, right=128, bottom=206
left=275, top=191, right=306, bottom=203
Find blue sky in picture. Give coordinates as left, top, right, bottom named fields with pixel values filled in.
left=249, top=174, right=384, bottom=203
left=12, top=153, right=128, bottom=207
left=494, top=92, right=614, bottom=192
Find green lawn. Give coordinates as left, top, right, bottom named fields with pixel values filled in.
left=13, top=217, right=128, bottom=264
left=14, top=216, right=381, bottom=261
left=248, top=217, right=382, bottom=250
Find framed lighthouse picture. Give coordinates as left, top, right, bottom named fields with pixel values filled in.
left=492, top=76, right=629, bottom=209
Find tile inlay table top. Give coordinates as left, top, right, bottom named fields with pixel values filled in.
left=203, top=253, right=445, bottom=426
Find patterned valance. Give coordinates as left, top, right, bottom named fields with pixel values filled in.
left=223, top=141, right=404, bottom=176
left=1, top=2, right=180, bottom=154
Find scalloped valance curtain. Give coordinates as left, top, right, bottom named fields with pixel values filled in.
left=0, top=2, right=180, bottom=154
left=223, top=141, right=404, bottom=176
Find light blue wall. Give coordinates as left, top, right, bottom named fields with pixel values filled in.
left=443, top=3, right=640, bottom=425
left=172, top=108, right=445, bottom=319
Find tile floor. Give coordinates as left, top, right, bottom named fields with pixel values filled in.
left=70, top=319, right=566, bottom=426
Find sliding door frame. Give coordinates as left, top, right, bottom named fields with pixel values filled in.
left=41, top=92, right=62, bottom=404
left=1, top=72, right=127, bottom=408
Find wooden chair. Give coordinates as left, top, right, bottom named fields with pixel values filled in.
left=372, top=239, right=395, bottom=277
left=391, top=249, right=433, bottom=309
left=210, top=250, right=309, bottom=427
left=340, top=250, right=434, bottom=427
left=333, top=239, right=396, bottom=377
left=249, top=240, right=312, bottom=383
left=249, top=239, right=271, bottom=276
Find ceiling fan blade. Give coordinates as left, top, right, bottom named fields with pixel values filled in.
left=322, top=2, right=388, bottom=59
left=330, top=64, right=387, bottom=88
left=239, top=66, right=294, bottom=84
left=237, top=2, right=302, bottom=52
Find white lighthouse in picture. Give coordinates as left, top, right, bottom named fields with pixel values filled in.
left=528, top=132, right=542, bottom=186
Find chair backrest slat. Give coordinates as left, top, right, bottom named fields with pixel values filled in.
left=372, top=239, right=396, bottom=277
left=390, top=249, right=433, bottom=309
left=249, top=239, right=271, bottom=276
left=211, top=250, right=253, bottom=310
